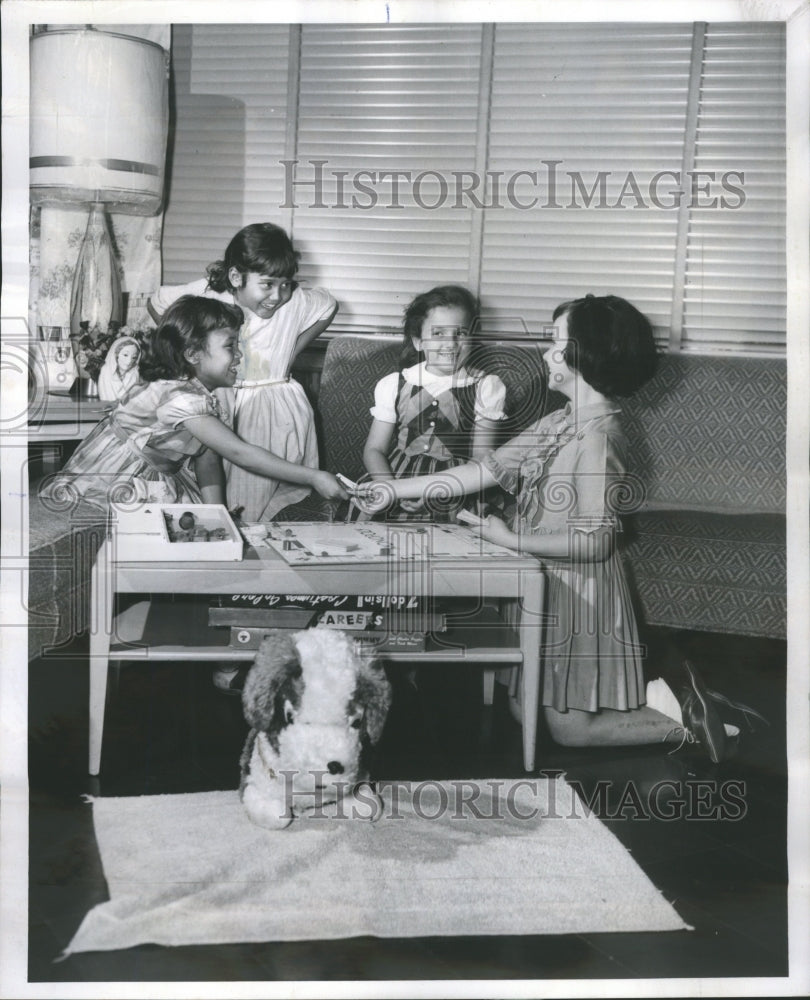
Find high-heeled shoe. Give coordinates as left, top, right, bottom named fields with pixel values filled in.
left=676, top=659, right=728, bottom=764
left=704, top=688, right=770, bottom=732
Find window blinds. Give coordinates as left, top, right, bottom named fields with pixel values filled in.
left=480, top=23, right=693, bottom=342
left=160, top=21, right=786, bottom=353
left=681, top=23, right=786, bottom=352
left=291, top=24, right=484, bottom=330
left=161, top=23, right=292, bottom=284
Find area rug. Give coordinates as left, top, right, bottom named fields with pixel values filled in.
left=63, top=777, right=689, bottom=955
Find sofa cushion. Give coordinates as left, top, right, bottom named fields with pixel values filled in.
left=621, top=354, right=786, bottom=515
left=623, top=509, right=786, bottom=639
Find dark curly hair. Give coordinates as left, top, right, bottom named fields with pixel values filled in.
left=139, top=296, right=244, bottom=382
left=205, top=223, right=299, bottom=293
left=400, top=284, right=479, bottom=368
left=552, top=294, right=658, bottom=397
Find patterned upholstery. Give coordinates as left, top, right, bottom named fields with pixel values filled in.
left=624, top=510, right=786, bottom=639
left=621, top=354, right=786, bottom=514
left=27, top=495, right=106, bottom=661
left=318, top=337, right=400, bottom=480
left=618, top=354, right=786, bottom=638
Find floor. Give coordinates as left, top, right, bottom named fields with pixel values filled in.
left=28, top=624, right=788, bottom=985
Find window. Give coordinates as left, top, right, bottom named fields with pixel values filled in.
left=161, top=21, right=786, bottom=354
left=290, top=24, right=485, bottom=331
left=161, top=24, right=292, bottom=283
left=480, top=22, right=693, bottom=343
left=681, top=24, right=786, bottom=352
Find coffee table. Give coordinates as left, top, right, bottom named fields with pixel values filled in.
left=89, top=523, right=546, bottom=775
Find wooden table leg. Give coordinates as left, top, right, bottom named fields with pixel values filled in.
left=519, top=567, right=544, bottom=772
left=88, top=537, right=113, bottom=776
left=482, top=669, right=496, bottom=705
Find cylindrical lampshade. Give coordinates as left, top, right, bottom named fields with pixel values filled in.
left=30, top=28, right=169, bottom=216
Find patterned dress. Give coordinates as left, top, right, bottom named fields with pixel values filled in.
left=481, top=400, right=645, bottom=713
left=39, top=379, right=230, bottom=510
left=151, top=279, right=336, bottom=520
left=371, top=362, right=507, bottom=519
left=371, top=362, right=507, bottom=477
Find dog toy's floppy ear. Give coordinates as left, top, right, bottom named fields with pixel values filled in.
left=242, top=631, right=301, bottom=730
left=354, top=648, right=392, bottom=745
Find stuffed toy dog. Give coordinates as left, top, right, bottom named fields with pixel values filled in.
left=240, top=627, right=392, bottom=830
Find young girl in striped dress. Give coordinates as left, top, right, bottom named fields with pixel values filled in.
left=40, top=296, right=347, bottom=512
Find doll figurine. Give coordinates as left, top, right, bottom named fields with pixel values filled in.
left=97, top=336, right=141, bottom=402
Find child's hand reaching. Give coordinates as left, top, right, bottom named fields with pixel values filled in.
left=476, top=514, right=518, bottom=550
left=354, top=480, right=398, bottom=515
left=310, top=471, right=350, bottom=501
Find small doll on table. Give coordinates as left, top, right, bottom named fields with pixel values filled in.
left=97, top=336, right=141, bottom=402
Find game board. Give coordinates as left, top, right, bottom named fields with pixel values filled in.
left=240, top=521, right=524, bottom=565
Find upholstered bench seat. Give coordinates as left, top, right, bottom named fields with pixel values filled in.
left=624, top=509, right=786, bottom=639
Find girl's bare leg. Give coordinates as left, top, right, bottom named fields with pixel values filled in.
left=544, top=704, right=684, bottom=748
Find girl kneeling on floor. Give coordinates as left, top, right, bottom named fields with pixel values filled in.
left=358, top=293, right=741, bottom=763
left=40, top=296, right=348, bottom=511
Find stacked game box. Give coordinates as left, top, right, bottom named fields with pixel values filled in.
left=208, top=594, right=446, bottom=652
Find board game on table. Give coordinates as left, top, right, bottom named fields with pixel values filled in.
left=240, top=521, right=525, bottom=565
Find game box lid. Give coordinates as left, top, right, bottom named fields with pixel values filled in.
left=112, top=503, right=243, bottom=562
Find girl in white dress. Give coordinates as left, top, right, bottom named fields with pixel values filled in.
left=149, top=223, right=338, bottom=520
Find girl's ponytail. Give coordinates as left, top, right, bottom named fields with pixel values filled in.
left=206, top=259, right=231, bottom=293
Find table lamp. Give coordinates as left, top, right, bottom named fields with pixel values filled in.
left=29, top=26, right=169, bottom=395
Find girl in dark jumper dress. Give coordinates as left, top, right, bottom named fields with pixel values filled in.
left=362, top=285, right=507, bottom=517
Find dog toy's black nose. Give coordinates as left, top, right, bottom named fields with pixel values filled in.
left=327, top=761, right=344, bottom=775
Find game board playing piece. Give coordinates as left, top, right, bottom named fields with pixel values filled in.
left=313, top=538, right=360, bottom=553
left=336, top=473, right=359, bottom=493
